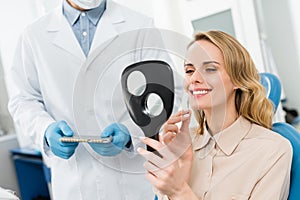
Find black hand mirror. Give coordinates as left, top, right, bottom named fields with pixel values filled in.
left=121, top=60, right=174, bottom=152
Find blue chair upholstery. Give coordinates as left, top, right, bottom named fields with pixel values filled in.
left=260, top=72, right=300, bottom=200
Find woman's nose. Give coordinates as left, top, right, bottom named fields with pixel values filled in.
left=190, top=70, right=204, bottom=83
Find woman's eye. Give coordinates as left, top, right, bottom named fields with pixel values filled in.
left=185, top=69, right=194, bottom=74
left=204, top=67, right=217, bottom=72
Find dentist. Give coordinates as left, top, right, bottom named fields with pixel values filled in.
left=8, top=0, right=156, bottom=199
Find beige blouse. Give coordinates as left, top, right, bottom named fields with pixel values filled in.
left=157, top=116, right=292, bottom=200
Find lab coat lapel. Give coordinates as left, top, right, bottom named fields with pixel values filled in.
left=47, top=7, right=86, bottom=62
left=89, top=1, right=124, bottom=54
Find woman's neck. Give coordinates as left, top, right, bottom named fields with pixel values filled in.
left=204, top=104, right=239, bottom=135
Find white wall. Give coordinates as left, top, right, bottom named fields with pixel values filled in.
left=0, top=0, right=60, bottom=98
left=258, top=0, right=300, bottom=112
left=174, top=0, right=265, bottom=71
left=0, top=50, right=14, bottom=135
left=113, top=0, right=188, bottom=36
left=289, top=0, right=300, bottom=67
left=0, top=0, right=43, bottom=89
left=114, top=0, right=266, bottom=73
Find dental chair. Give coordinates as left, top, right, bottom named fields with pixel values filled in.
left=260, top=72, right=300, bottom=200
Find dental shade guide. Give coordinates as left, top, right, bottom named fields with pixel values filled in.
left=60, top=136, right=112, bottom=143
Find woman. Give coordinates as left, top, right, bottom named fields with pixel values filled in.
left=138, top=30, right=292, bottom=199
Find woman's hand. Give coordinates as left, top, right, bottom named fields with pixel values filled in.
left=161, top=110, right=194, bottom=172
left=138, top=110, right=194, bottom=199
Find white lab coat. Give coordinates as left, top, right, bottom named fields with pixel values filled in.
left=8, top=1, right=171, bottom=199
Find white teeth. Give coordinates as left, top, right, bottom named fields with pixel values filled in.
left=192, top=90, right=208, bottom=95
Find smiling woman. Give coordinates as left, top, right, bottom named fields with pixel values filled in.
left=187, top=31, right=274, bottom=136
left=138, top=30, right=293, bottom=200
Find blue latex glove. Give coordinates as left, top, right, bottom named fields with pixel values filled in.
left=44, top=121, right=78, bottom=159
left=89, top=123, right=131, bottom=156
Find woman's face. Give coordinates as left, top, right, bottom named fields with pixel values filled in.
left=184, top=40, right=237, bottom=112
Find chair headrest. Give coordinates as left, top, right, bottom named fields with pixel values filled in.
left=260, top=72, right=281, bottom=112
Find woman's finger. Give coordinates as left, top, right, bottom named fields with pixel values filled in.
left=140, top=137, right=164, bottom=151
left=167, top=131, right=192, bottom=158
left=143, top=160, right=167, bottom=178
left=166, top=110, right=191, bottom=124
left=139, top=138, right=178, bottom=169
left=180, top=111, right=191, bottom=133
left=145, top=171, right=161, bottom=189
left=173, top=110, right=190, bottom=117
left=162, top=124, right=179, bottom=135
left=159, top=131, right=177, bottom=145
left=137, top=146, right=163, bottom=167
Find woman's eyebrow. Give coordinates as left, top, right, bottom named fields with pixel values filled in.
left=184, top=62, right=194, bottom=67
left=184, top=60, right=220, bottom=68
left=203, top=61, right=220, bottom=65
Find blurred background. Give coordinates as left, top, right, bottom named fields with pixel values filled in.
left=0, top=0, right=299, bottom=198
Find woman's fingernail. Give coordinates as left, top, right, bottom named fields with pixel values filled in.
left=183, top=113, right=190, bottom=118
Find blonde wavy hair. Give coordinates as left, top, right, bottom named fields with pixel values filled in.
left=190, top=31, right=274, bottom=135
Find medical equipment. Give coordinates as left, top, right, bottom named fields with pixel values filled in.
left=88, top=123, right=131, bottom=156
left=121, top=60, right=174, bottom=152
left=60, top=135, right=112, bottom=143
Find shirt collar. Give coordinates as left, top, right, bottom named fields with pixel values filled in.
left=63, top=0, right=107, bottom=26
left=198, top=125, right=221, bottom=150
left=63, top=0, right=80, bottom=25
left=193, top=116, right=252, bottom=156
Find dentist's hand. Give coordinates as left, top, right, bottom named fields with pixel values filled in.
left=44, top=121, right=78, bottom=159
left=89, top=123, right=131, bottom=157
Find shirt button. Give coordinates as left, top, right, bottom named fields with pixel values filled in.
left=82, top=12, right=86, bottom=17
left=231, top=196, right=236, bottom=200
left=82, top=31, right=87, bottom=36
left=205, top=172, right=210, bottom=177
